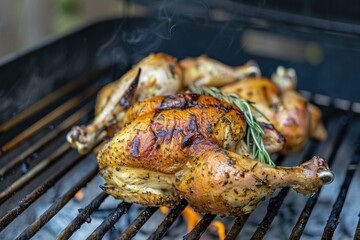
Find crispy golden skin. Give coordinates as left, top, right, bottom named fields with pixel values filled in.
left=221, top=77, right=326, bottom=154
left=99, top=94, right=248, bottom=173
left=67, top=53, right=183, bottom=154
left=68, top=53, right=327, bottom=157
left=97, top=93, right=333, bottom=216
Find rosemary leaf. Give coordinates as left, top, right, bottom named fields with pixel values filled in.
left=189, top=84, right=276, bottom=166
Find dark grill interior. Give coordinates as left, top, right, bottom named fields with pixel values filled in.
left=1, top=15, right=360, bottom=239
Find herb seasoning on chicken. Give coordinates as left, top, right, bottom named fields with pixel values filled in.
left=67, top=53, right=260, bottom=154
left=97, top=93, right=334, bottom=217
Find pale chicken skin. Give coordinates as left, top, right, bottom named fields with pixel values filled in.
left=97, top=93, right=333, bottom=216
left=180, top=55, right=261, bottom=87
left=67, top=53, right=260, bottom=154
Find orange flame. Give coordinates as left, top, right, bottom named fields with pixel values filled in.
left=160, top=206, right=170, bottom=214
left=182, top=206, right=201, bottom=232
left=161, top=206, right=226, bottom=240
left=211, top=220, right=226, bottom=240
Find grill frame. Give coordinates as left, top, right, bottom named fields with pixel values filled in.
left=1, top=16, right=360, bottom=240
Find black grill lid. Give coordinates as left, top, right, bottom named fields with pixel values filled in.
left=1, top=16, right=360, bottom=125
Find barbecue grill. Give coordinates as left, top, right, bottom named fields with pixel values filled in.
left=1, top=2, right=360, bottom=239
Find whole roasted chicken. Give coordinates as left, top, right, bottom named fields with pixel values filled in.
left=97, top=93, right=334, bottom=216
left=67, top=53, right=326, bottom=155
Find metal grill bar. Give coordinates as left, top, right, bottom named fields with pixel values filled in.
left=225, top=215, right=250, bottom=240
left=148, top=199, right=188, bottom=240
left=251, top=188, right=290, bottom=239
left=0, top=143, right=71, bottom=205
left=118, top=206, right=158, bottom=240
left=0, top=69, right=105, bottom=133
left=0, top=104, right=92, bottom=178
left=0, top=84, right=99, bottom=157
left=290, top=111, right=353, bottom=239
left=355, top=217, right=360, bottom=239
left=0, top=153, right=85, bottom=231
left=87, top=202, right=133, bottom=240
left=183, top=214, right=215, bottom=240
left=56, top=192, right=108, bottom=240
left=321, top=137, right=360, bottom=239
left=16, top=165, right=99, bottom=240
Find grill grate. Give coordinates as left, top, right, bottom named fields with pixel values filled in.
left=148, top=199, right=188, bottom=240
left=57, top=192, right=108, bottom=240
left=88, top=201, right=133, bottom=240
left=289, top=111, right=353, bottom=240
left=321, top=138, right=360, bottom=239
left=18, top=166, right=99, bottom=240
left=118, top=206, right=158, bottom=240
left=0, top=69, right=359, bottom=240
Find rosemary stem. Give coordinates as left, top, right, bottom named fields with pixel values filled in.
left=189, top=84, right=275, bottom=166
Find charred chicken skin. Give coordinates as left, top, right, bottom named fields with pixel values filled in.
left=97, top=93, right=334, bottom=216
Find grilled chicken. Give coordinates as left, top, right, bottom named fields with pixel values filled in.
left=221, top=66, right=327, bottom=154
left=97, top=93, right=334, bottom=216
left=67, top=53, right=183, bottom=154
left=67, top=53, right=258, bottom=153
left=180, top=55, right=261, bottom=87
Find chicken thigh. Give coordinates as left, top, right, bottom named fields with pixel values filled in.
left=97, top=93, right=333, bottom=216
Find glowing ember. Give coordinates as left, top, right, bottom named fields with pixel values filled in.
left=74, top=190, right=84, bottom=202
left=160, top=206, right=170, bottom=214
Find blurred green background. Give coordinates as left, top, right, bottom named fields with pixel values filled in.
left=0, top=0, right=149, bottom=58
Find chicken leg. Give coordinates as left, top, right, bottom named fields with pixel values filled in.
left=176, top=149, right=332, bottom=216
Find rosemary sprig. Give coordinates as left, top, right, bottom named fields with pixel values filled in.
left=189, top=84, right=275, bottom=166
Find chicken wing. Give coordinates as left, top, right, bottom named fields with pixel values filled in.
left=67, top=53, right=183, bottom=154
left=180, top=55, right=261, bottom=87
left=97, top=93, right=333, bottom=216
